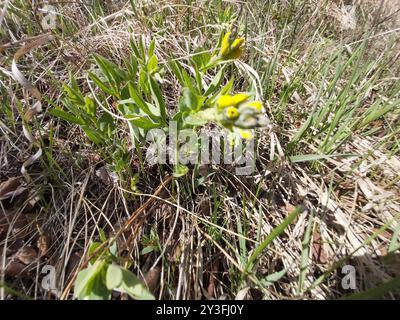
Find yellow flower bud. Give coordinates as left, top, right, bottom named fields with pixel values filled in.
left=220, top=32, right=232, bottom=57
left=217, top=95, right=235, bottom=109
left=238, top=129, right=252, bottom=140
left=231, top=38, right=245, bottom=50
left=225, top=106, right=239, bottom=120
left=219, top=32, right=245, bottom=60
left=232, top=93, right=250, bottom=106
left=243, top=101, right=263, bottom=112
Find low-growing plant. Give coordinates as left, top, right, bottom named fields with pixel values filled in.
left=52, top=31, right=268, bottom=181
left=51, top=30, right=268, bottom=300
left=74, top=231, right=154, bottom=300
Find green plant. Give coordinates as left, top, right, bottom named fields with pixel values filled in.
left=2, top=0, right=400, bottom=301
left=51, top=32, right=268, bottom=181
left=52, top=31, right=269, bottom=299
left=74, top=232, right=154, bottom=300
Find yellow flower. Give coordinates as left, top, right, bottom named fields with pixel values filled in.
left=232, top=93, right=250, bottom=105
left=217, top=93, right=250, bottom=110
left=225, top=106, right=239, bottom=120
left=217, top=95, right=235, bottom=109
left=219, top=32, right=245, bottom=60
left=231, top=38, right=245, bottom=50
left=215, top=92, right=266, bottom=131
left=240, top=100, right=263, bottom=112
left=238, top=129, right=253, bottom=140
left=220, top=32, right=232, bottom=57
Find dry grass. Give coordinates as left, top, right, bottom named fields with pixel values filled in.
left=0, top=0, right=399, bottom=300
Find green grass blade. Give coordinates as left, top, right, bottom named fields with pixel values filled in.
left=244, top=207, right=302, bottom=273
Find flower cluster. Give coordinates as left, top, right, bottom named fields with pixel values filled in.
left=219, top=32, right=245, bottom=60
left=216, top=93, right=267, bottom=139
left=183, top=31, right=268, bottom=140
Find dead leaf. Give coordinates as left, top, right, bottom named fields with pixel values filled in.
left=207, top=257, right=219, bottom=298
left=312, top=231, right=328, bottom=264
left=0, top=177, right=25, bottom=200
left=95, top=166, right=118, bottom=185
left=199, top=198, right=211, bottom=216
left=285, top=203, right=297, bottom=214
left=15, top=246, right=38, bottom=265
left=142, top=266, right=161, bottom=294
left=3, top=259, right=29, bottom=277
left=235, top=287, right=250, bottom=300
left=37, top=234, right=51, bottom=257
left=199, top=164, right=209, bottom=177
left=25, top=101, right=42, bottom=122
left=0, top=209, right=29, bottom=242
left=21, top=148, right=43, bottom=180
left=12, top=33, right=54, bottom=101
left=0, top=246, right=8, bottom=258
left=3, top=239, right=24, bottom=255
left=66, top=251, right=83, bottom=281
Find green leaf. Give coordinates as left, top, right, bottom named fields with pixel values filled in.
left=87, top=241, right=104, bottom=263
left=113, top=266, right=155, bottom=300
left=289, top=153, right=356, bottom=163
left=109, top=242, right=118, bottom=257
left=204, top=66, right=225, bottom=96
left=93, top=54, right=126, bottom=87
left=209, top=76, right=234, bottom=103
left=130, top=38, right=143, bottom=61
left=74, top=268, right=92, bottom=299
left=82, top=126, right=105, bottom=145
left=127, top=83, right=157, bottom=119
left=138, top=68, right=149, bottom=93
left=98, top=113, right=116, bottom=138
left=262, top=268, right=288, bottom=286
left=50, top=108, right=85, bottom=125
left=191, top=49, right=211, bottom=70
left=61, top=98, right=87, bottom=119
left=124, top=54, right=138, bottom=79
left=138, top=35, right=147, bottom=61
left=179, top=87, right=199, bottom=112
left=74, top=260, right=108, bottom=300
left=169, top=59, right=184, bottom=85
left=298, top=211, right=314, bottom=295
left=173, top=164, right=189, bottom=178
left=140, top=246, right=155, bottom=255
left=182, top=69, right=198, bottom=95
left=147, top=54, right=158, bottom=73
left=88, top=275, right=111, bottom=300
left=183, top=112, right=208, bottom=126
left=183, top=108, right=216, bottom=127
left=389, top=224, right=400, bottom=254
left=89, top=72, right=115, bottom=96
left=106, top=264, right=123, bottom=290
left=69, top=72, right=81, bottom=93
left=219, top=77, right=235, bottom=95
left=129, top=117, right=161, bottom=130
left=169, top=59, right=197, bottom=94
left=84, top=96, right=96, bottom=117
left=193, top=63, right=202, bottom=92
left=148, top=39, right=156, bottom=58
left=149, top=77, right=166, bottom=122
left=245, top=207, right=302, bottom=273
left=99, top=229, right=107, bottom=242
left=63, top=83, right=84, bottom=106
